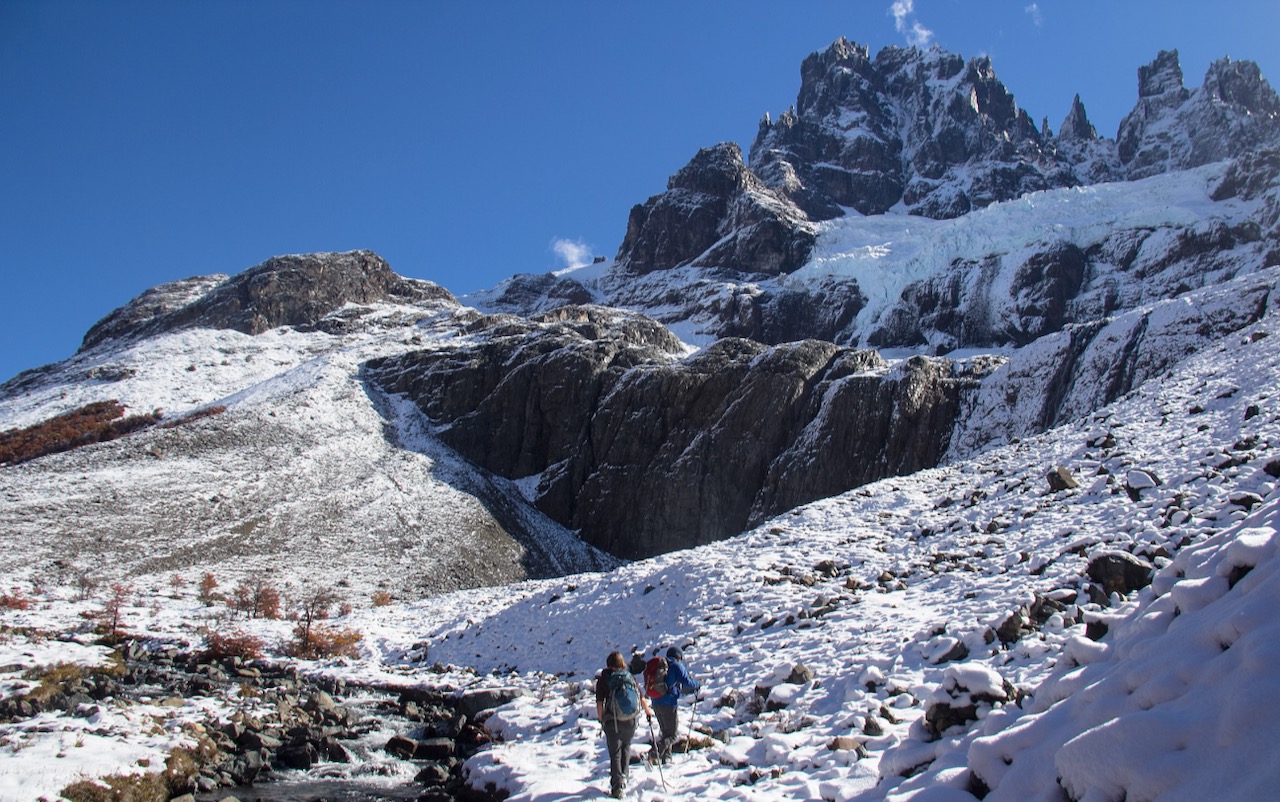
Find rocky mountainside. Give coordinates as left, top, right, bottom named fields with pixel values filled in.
left=475, top=42, right=1279, bottom=348
left=3, top=40, right=1280, bottom=593
left=0, top=253, right=616, bottom=600
left=371, top=326, right=981, bottom=558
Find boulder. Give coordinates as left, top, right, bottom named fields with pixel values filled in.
left=1047, top=466, right=1080, bottom=492
left=414, top=737, right=456, bottom=761
left=385, top=734, right=419, bottom=760
left=275, top=742, right=316, bottom=770
left=923, top=665, right=1014, bottom=740
left=457, top=687, right=526, bottom=720
left=416, top=762, right=452, bottom=785
left=1086, top=551, right=1154, bottom=596
left=785, top=664, right=815, bottom=684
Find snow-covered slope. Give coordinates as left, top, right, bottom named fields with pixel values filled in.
left=0, top=297, right=615, bottom=602
left=354, top=293, right=1279, bottom=802
left=2, top=36, right=1278, bottom=802
left=2, top=229, right=1274, bottom=801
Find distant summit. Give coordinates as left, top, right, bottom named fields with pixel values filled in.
left=474, top=39, right=1280, bottom=351
left=81, top=250, right=455, bottom=351
left=1118, top=49, right=1280, bottom=179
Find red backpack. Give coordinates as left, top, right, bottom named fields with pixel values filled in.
left=643, top=656, right=669, bottom=698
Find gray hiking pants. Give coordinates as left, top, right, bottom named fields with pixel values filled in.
left=654, top=703, right=679, bottom=762
left=603, top=715, right=638, bottom=795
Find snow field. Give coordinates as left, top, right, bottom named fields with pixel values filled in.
left=0, top=310, right=1273, bottom=798
left=292, top=295, right=1278, bottom=801
left=0, top=158, right=1276, bottom=798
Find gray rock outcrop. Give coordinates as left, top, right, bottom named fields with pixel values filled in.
left=750, top=38, right=1082, bottom=221
left=370, top=317, right=985, bottom=558
left=615, top=143, right=817, bottom=276
left=82, top=250, right=455, bottom=349
left=1118, top=50, right=1280, bottom=180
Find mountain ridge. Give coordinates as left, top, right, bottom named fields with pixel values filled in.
left=4, top=40, right=1279, bottom=583
left=1, top=34, right=1279, bottom=802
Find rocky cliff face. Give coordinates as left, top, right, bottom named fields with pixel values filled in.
left=82, top=250, right=455, bottom=349
left=949, top=264, right=1280, bottom=459
left=615, top=143, right=817, bottom=276
left=370, top=316, right=986, bottom=559
left=750, top=38, right=1082, bottom=221
left=1118, top=51, right=1280, bottom=180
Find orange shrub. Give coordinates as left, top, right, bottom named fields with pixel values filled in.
left=197, top=572, right=219, bottom=603
left=230, top=577, right=281, bottom=619
left=0, top=589, right=31, bottom=610
left=371, top=590, right=393, bottom=607
left=0, top=400, right=162, bottom=466
left=202, top=629, right=265, bottom=662
left=92, top=582, right=131, bottom=641
left=286, top=623, right=362, bottom=660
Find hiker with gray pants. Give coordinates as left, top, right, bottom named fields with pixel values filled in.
left=596, top=650, right=651, bottom=798
left=646, top=646, right=700, bottom=764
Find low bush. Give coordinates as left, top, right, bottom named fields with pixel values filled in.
left=0, top=588, right=32, bottom=610
left=23, top=662, right=87, bottom=704
left=286, top=623, right=362, bottom=660
left=229, top=577, right=281, bottom=619
left=60, top=740, right=214, bottom=801
left=197, top=572, right=218, bottom=604
left=0, top=400, right=162, bottom=466
left=91, top=583, right=131, bottom=642
left=202, top=629, right=265, bottom=662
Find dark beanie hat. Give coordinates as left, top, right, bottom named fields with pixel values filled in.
left=667, top=646, right=683, bottom=660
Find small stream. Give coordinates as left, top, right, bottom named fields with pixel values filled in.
left=193, top=687, right=441, bottom=802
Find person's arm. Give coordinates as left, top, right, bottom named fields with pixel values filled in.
left=677, top=661, right=700, bottom=693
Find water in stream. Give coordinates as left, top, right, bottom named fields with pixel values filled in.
left=194, top=687, right=442, bottom=802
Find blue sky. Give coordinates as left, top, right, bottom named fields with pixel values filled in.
left=2, top=0, right=1277, bottom=384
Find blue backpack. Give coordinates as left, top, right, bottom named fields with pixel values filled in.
left=604, top=669, right=641, bottom=721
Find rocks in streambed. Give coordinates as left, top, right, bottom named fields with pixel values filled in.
left=5, top=636, right=509, bottom=800
left=6, top=638, right=452, bottom=797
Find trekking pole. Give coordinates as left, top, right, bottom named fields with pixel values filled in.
left=685, top=695, right=696, bottom=759
left=644, top=710, right=668, bottom=792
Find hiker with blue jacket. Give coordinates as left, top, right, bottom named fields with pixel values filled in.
left=647, top=646, right=700, bottom=764
left=596, top=650, right=651, bottom=799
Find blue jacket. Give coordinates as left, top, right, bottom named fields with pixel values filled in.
left=652, top=658, right=699, bottom=707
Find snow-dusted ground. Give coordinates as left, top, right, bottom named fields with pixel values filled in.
left=2, top=259, right=1276, bottom=800
left=0, top=302, right=614, bottom=604
left=1, top=151, right=1276, bottom=799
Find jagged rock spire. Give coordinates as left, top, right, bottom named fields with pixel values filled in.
left=1138, top=49, right=1185, bottom=98
left=1058, top=94, right=1097, bottom=141
left=1119, top=49, right=1280, bottom=178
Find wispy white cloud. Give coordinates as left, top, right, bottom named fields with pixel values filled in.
left=1025, top=3, right=1044, bottom=27
left=551, top=238, right=593, bottom=271
left=889, top=0, right=934, bottom=47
